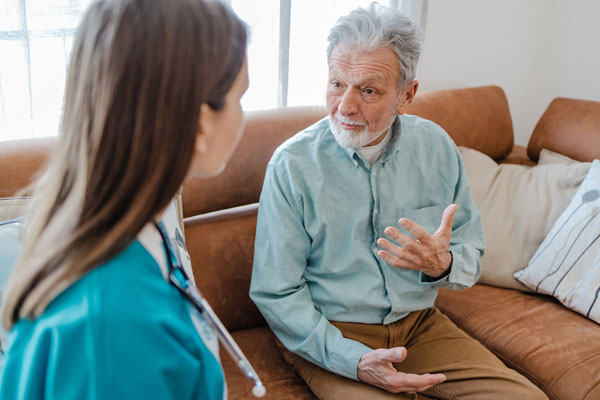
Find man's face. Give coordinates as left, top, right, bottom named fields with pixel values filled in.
left=326, top=45, right=413, bottom=148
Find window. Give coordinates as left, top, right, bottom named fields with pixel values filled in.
left=0, top=0, right=95, bottom=141
left=233, top=0, right=404, bottom=110
left=0, top=0, right=424, bottom=141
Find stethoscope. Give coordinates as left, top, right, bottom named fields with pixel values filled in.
left=154, top=222, right=266, bottom=398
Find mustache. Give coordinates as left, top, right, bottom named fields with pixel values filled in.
left=334, top=113, right=367, bottom=128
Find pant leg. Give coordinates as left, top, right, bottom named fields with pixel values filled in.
left=275, top=325, right=430, bottom=400
left=391, top=308, right=548, bottom=400
left=275, top=308, right=547, bottom=400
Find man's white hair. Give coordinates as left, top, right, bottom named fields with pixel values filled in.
left=326, top=3, right=424, bottom=90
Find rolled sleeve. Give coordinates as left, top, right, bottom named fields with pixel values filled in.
left=331, top=336, right=372, bottom=380
left=419, top=247, right=478, bottom=289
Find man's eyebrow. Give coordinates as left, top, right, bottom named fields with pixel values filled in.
left=359, top=77, right=386, bottom=87
left=329, top=70, right=387, bottom=87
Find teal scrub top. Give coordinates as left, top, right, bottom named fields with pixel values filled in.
left=0, top=240, right=225, bottom=399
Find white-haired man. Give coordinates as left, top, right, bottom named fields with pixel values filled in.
left=250, top=4, right=548, bottom=399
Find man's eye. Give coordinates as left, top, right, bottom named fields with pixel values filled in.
left=331, top=81, right=341, bottom=88
left=364, top=88, right=375, bottom=95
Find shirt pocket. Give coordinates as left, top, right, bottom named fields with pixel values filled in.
left=396, top=205, right=446, bottom=236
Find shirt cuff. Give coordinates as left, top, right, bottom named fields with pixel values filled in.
left=419, top=249, right=473, bottom=287
left=420, top=251, right=452, bottom=284
left=330, top=336, right=372, bottom=381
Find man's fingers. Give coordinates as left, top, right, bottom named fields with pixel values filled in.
left=377, top=238, right=421, bottom=264
left=379, top=347, right=407, bottom=363
left=414, top=373, right=447, bottom=388
left=358, top=348, right=446, bottom=394
left=435, top=204, right=458, bottom=238
left=390, top=372, right=447, bottom=393
left=398, top=218, right=433, bottom=244
left=382, top=227, right=418, bottom=249
left=377, top=249, right=420, bottom=270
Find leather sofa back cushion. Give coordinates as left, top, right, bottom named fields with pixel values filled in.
left=182, top=106, right=328, bottom=217
left=408, top=85, right=514, bottom=160
left=0, top=137, right=54, bottom=198
left=528, top=97, right=600, bottom=162
left=459, top=146, right=591, bottom=291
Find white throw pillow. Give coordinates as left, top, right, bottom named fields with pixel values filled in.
left=459, top=147, right=591, bottom=291
left=0, top=198, right=29, bottom=222
left=515, top=161, right=600, bottom=323
left=538, top=148, right=580, bottom=166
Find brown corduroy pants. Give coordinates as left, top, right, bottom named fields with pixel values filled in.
left=277, top=308, right=548, bottom=400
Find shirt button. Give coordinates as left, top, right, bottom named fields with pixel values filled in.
left=373, top=170, right=377, bottom=177
left=374, top=209, right=378, bottom=215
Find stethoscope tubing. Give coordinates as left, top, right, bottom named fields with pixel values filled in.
left=155, top=222, right=266, bottom=398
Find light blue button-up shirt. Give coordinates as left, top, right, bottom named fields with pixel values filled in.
left=250, top=115, right=485, bottom=381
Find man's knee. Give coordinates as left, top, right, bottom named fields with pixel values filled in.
left=432, top=367, right=548, bottom=400
left=498, top=373, right=548, bottom=400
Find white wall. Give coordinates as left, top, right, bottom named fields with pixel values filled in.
left=418, top=0, right=600, bottom=146
left=543, top=1, right=600, bottom=109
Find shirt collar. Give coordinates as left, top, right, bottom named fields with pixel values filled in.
left=333, top=116, right=403, bottom=168
left=380, top=116, right=403, bottom=164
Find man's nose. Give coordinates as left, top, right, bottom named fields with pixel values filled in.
left=338, top=87, right=359, bottom=116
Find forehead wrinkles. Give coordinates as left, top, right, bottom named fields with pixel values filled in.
left=329, top=48, right=398, bottom=86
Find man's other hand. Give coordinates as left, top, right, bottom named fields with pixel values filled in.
left=357, top=347, right=446, bottom=393
left=377, top=204, right=458, bottom=277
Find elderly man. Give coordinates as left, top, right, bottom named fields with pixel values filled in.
left=250, top=4, right=547, bottom=399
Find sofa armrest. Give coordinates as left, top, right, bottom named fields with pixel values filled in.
left=184, top=204, right=265, bottom=332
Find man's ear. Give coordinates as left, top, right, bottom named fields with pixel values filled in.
left=397, top=80, right=419, bottom=115
left=196, top=103, right=213, bottom=155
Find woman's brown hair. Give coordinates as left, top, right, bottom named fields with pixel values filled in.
left=3, top=0, right=246, bottom=329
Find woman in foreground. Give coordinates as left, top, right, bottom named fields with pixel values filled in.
left=0, top=0, right=248, bottom=398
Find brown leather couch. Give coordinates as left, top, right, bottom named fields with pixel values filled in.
left=1, top=86, right=599, bottom=399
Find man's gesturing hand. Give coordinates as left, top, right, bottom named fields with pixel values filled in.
left=377, top=204, right=458, bottom=277
left=357, top=347, right=446, bottom=393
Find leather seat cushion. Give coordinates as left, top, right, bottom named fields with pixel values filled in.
left=435, top=284, right=600, bottom=400
left=221, top=327, right=315, bottom=399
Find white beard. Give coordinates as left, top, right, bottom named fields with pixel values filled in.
left=329, top=113, right=392, bottom=149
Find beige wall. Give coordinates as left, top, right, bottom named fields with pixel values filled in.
left=418, top=0, right=600, bottom=146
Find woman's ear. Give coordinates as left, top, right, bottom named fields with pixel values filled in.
left=195, top=103, right=214, bottom=155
